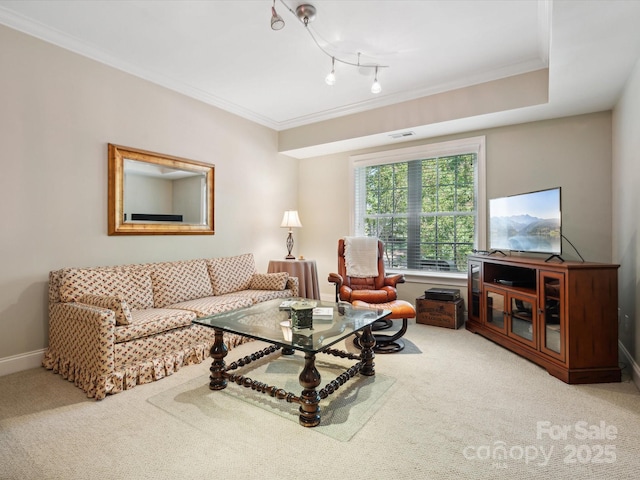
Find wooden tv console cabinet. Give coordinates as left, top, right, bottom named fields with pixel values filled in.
left=467, top=254, right=620, bottom=384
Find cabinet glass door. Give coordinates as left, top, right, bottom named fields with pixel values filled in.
left=508, top=294, right=537, bottom=348
left=539, top=271, right=565, bottom=361
left=485, top=288, right=507, bottom=333
left=468, top=260, right=482, bottom=323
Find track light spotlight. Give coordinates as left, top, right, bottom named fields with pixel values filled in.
left=271, top=0, right=284, bottom=30
left=325, top=57, right=336, bottom=86
left=371, top=66, right=382, bottom=94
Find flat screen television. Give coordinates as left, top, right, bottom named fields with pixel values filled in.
left=489, top=187, right=561, bottom=255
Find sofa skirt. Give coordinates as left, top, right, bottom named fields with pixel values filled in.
left=43, top=325, right=249, bottom=400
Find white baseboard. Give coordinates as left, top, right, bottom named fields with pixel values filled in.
left=0, top=349, right=45, bottom=377
left=619, top=340, right=640, bottom=391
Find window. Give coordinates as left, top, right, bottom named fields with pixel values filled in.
left=350, top=137, right=486, bottom=274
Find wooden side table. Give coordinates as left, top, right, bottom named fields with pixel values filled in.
left=268, top=259, right=320, bottom=300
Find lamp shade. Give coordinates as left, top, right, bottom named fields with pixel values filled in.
left=280, top=210, right=302, bottom=228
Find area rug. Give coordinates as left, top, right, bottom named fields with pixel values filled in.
left=148, top=351, right=396, bottom=442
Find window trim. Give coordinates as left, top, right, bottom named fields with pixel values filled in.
left=349, top=136, right=486, bottom=278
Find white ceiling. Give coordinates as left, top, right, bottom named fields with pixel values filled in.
left=1, top=0, right=640, bottom=157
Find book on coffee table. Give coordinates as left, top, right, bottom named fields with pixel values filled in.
left=312, top=307, right=334, bottom=320
left=279, top=300, right=296, bottom=310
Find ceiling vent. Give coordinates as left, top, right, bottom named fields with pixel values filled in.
left=389, top=131, right=415, bottom=139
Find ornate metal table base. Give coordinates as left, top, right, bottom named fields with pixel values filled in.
left=208, top=326, right=376, bottom=427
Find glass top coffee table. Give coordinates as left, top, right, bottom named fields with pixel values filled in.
left=194, top=298, right=390, bottom=427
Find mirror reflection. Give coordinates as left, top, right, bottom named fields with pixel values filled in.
left=123, top=159, right=207, bottom=225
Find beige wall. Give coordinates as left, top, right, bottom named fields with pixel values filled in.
left=613, top=56, right=640, bottom=380
left=298, top=112, right=613, bottom=307
left=0, top=25, right=297, bottom=363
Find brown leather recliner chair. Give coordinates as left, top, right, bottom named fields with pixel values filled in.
left=328, top=238, right=405, bottom=304
left=328, top=238, right=416, bottom=353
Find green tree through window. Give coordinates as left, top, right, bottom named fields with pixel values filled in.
left=354, top=146, right=479, bottom=273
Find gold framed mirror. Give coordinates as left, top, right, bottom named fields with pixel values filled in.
left=108, top=144, right=215, bottom=235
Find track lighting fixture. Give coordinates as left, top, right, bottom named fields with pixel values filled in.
left=371, top=66, right=382, bottom=93
left=270, top=0, right=285, bottom=31
left=325, top=57, right=336, bottom=85
left=270, top=1, right=387, bottom=93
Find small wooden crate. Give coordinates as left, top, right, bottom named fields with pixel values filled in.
left=416, top=296, right=465, bottom=329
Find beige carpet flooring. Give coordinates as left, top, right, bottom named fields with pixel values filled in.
left=1, top=322, right=639, bottom=480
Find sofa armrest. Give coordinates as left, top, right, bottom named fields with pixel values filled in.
left=45, top=302, right=117, bottom=379
left=286, top=276, right=299, bottom=297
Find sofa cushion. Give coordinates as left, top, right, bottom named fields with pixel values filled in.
left=151, top=260, right=214, bottom=308
left=59, top=267, right=154, bottom=310
left=249, top=272, right=289, bottom=291
left=207, top=254, right=256, bottom=295
left=114, top=308, right=196, bottom=343
left=165, top=296, right=253, bottom=317
left=78, top=294, right=133, bottom=326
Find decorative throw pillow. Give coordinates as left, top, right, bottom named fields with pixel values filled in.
left=249, top=272, right=289, bottom=291
left=78, top=293, right=133, bottom=326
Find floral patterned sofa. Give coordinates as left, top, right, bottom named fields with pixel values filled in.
left=43, top=254, right=298, bottom=400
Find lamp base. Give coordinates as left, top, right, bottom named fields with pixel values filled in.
left=285, top=230, right=295, bottom=260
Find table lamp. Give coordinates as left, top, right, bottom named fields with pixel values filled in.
left=280, top=210, right=302, bottom=259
